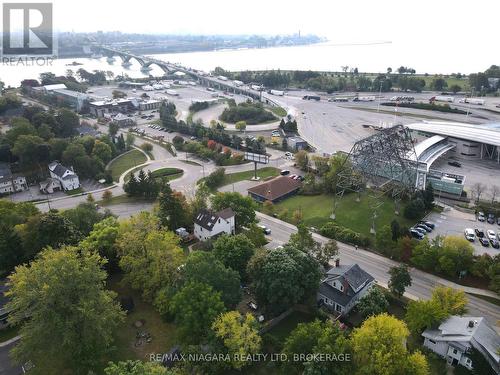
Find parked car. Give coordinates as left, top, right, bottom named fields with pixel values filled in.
left=280, top=169, right=290, bottom=176
left=419, top=220, right=435, bottom=229
left=289, top=174, right=297, bottom=179
left=410, top=229, right=424, bottom=240
left=464, top=228, right=475, bottom=242
left=487, top=230, right=496, bottom=241
left=416, top=223, right=432, bottom=233
left=258, top=224, right=271, bottom=235
left=448, top=161, right=462, bottom=167
left=479, top=237, right=490, bottom=247
left=487, top=213, right=496, bottom=224
left=412, top=227, right=426, bottom=236
left=490, top=239, right=500, bottom=249
left=478, top=212, right=486, bottom=222
left=475, top=228, right=485, bottom=238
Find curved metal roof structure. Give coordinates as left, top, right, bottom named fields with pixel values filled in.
left=405, top=121, right=500, bottom=147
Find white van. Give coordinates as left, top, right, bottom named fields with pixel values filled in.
left=464, top=228, right=475, bottom=242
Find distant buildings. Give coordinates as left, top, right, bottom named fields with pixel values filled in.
left=286, top=136, right=308, bottom=151
left=193, top=208, right=235, bottom=241
left=422, top=316, right=500, bottom=373
left=0, top=163, right=27, bottom=194
left=317, top=261, right=375, bottom=316
left=88, top=98, right=133, bottom=117
left=247, top=176, right=302, bottom=203
left=42, top=161, right=80, bottom=192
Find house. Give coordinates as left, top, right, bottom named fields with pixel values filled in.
left=0, top=163, right=27, bottom=194
left=422, top=316, right=500, bottom=373
left=287, top=136, right=308, bottom=151
left=317, top=261, right=375, bottom=316
left=111, top=113, right=135, bottom=127
left=247, top=176, right=302, bottom=203
left=48, top=161, right=80, bottom=191
left=39, top=178, right=62, bottom=194
left=193, top=208, right=235, bottom=241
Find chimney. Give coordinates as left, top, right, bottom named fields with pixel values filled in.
left=468, top=320, right=475, bottom=328
left=335, top=258, right=340, bottom=267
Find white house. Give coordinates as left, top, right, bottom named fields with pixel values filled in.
left=317, top=261, right=375, bottom=316
left=422, top=316, right=500, bottom=373
left=48, top=161, right=80, bottom=191
left=193, top=208, right=235, bottom=241
left=0, top=163, right=27, bottom=194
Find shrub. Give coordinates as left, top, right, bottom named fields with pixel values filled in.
left=319, top=222, right=370, bottom=247
left=140, top=142, right=153, bottom=153
left=205, top=168, right=226, bottom=189
left=102, top=190, right=113, bottom=202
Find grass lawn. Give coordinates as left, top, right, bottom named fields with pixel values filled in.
left=268, top=106, right=287, bottom=117
left=98, top=194, right=155, bottom=206
left=272, top=192, right=414, bottom=237
left=64, top=187, right=83, bottom=196
left=109, top=150, right=148, bottom=182
left=266, top=310, right=316, bottom=342
left=106, top=274, right=178, bottom=363
left=150, top=167, right=183, bottom=180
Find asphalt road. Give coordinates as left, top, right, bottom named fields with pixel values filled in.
left=257, top=212, right=500, bottom=332
left=0, top=341, right=22, bottom=375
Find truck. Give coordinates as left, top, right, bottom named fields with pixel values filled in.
left=166, top=89, right=178, bottom=96
left=458, top=98, right=485, bottom=105
left=430, top=95, right=454, bottom=103
left=302, top=95, right=320, bottom=101
left=353, top=96, right=376, bottom=102
left=269, top=89, right=284, bottom=96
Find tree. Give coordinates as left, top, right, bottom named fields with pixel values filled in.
left=102, top=189, right=113, bottom=202
left=105, top=360, right=174, bottom=375
left=5, top=117, right=37, bottom=145
left=12, top=135, right=46, bottom=166
left=471, top=182, right=486, bottom=203
left=212, top=311, right=262, bottom=369
left=490, top=185, right=500, bottom=204
left=235, top=120, right=247, bottom=132
left=140, top=142, right=153, bottom=153
left=62, top=201, right=111, bottom=236
left=182, top=251, right=241, bottom=308
left=450, top=84, right=462, bottom=94
left=430, top=77, right=448, bottom=91
left=251, top=245, right=322, bottom=314
left=289, top=223, right=317, bottom=252
left=388, top=264, right=412, bottom=297
left=357, top=288, right=389, bottom=318
left=157, top=182, right=190, bottom=230
left=242, top=223, right=268, bottom=247
left=423, top=183, right=435, bottom=209
left=117, top=212, right=184, bottom=303
left=213, top=234, right=255, bottom=279
left=6, top=246, right=124, bottom=374
left=55, top=108, right=79, bottom=137
left=405, top=286, right=468, bottom=333
left=204, top=167, right=225, bottom=189
left=210, top=192, right=256, bottom=230
left=351, top=314, right=429, bottom=375
left=126, top=132, right=135, bottom=149
left=403, top=196, right=426, bottom=220
left=169, top=281, right=226, bottom=344
left=375, top=225, right=395, bottom=255
left=390, top=219, right=401, bottom=241
left=295, top=150, right=309, bottom=170
left=283, top=319, right=352, bottom=375
left=80, top=216, right=120, bottom=270
left=439, top=236, right=474, bottom=277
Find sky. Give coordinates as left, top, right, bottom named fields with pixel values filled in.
left=3, top=0, right=499, bottom=73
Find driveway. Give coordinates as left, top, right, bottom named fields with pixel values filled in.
left=0, top=340, right=22, bottom=375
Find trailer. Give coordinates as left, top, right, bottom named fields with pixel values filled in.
left=269, top=89, right=284, bottom=96
left=431, top=95, right=454, bottom=103
left=353, top=96, right=376, bottom=102
left=303, top=95, right=320, bottom=101
left=458, top=98, right=485, bottom=105
left=328, top=97, right=349, bottom=102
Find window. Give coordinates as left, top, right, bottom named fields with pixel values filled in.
left=465, top=358, right=472, bottom=366
left=333, top=282, right=336, bottom=287
left=335, top=304, right=342, bottom=312
left=453, top=349, right=457, bottom=355
left=340, top=285, right=344, bottom=291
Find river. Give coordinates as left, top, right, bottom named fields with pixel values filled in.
left=0, top=41, right=493, bottom=88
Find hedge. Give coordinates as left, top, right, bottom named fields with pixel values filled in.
left=319, top=222, right=371, bottom=247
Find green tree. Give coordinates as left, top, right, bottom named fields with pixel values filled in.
left=6, top=246, right=124, bottom=374
left=12, top=134, right=46, bottom=166
left=80, top=216, right=120, bottom=269
left=213, top=234, right=255, bottom=279
left=5, top=117, right=37, bottom=145
left=405, top=286, right=468, bottom=333
left=55, top=108, right=79, bottom=137
left=375, top=225, right=395, bottom=255
left=295, top=150, right=309, bottom=170
left=388, top=264, right=412, bottom=297
left=117, top=212, right=184, bottom=303
left=212, top=311, right=262, bottom=370
left=283, top=319, right=352, bottom=375
left=157, top=182, right=190, bottom=230
left=235, top=120, right=247, bottom=132
left=108, top=121, right=119, bottom=137
left=243, top=223, right=268, bottom=247
left=210, top=192, right=256, bottom=229
left=449, top=84, right=462, bottom=94
left=351, top=313, right=429, bottom=375
left=140, top=142, right=153, bottom=153
left=62, top=201, right=111, bottom=236
left=430, top=77, right=447, bottom=91
left=251, top=245, right=321, bottom=314
left=181, top=251, right=241, bottom=308
left=126, top=132, right=136, bottom=149
left=357, top=287, right=389, bottom=318
left=104, top=360, right=174, bottom=375
left=169, top=281, right=226, bottom=344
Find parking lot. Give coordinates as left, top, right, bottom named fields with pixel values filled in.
left=424, top=207, right=500, bottom=256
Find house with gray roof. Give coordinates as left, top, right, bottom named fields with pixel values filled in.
left=193, top=208, right=235, bottom=241
left=422, top=316, right=500, bottom=373
left=0, top=163, right=27, bottom=194
left=48, top=161, right=80, bottom=191
left=317, top=261, right=375, bottom=316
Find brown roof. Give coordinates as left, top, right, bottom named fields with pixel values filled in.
left=247, top=176, right=302, bottom=201
left=217, top=207, right=235, bottom=220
